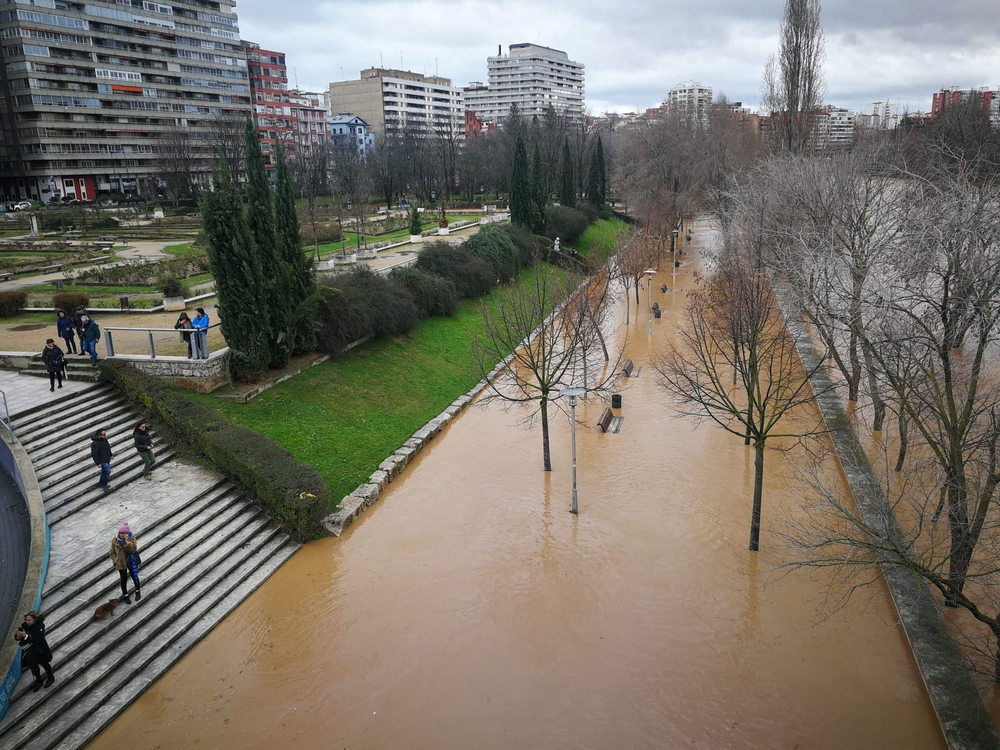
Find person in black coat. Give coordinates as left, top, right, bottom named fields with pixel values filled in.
left=56, top=310, right=76, bottom=354
left=133, top=421, right=154, bottom=479
left=14, top=610, right=54, bottom=691
left=72, top=306, right=87, bottom=356
left=91, top=428, right=113, bottom=492
left=41, top=338, right=65, bottom=392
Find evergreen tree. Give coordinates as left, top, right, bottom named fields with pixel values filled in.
left=558, top=137, right=575, bottom=208
left=274, top=144, right=318, bottom=354
left=530, top=142, right=546, bottom=234
left=409, top=206, right=422, bottom=236
left=587, top=147, right=601, bottom=205
left=243, top=118, right=291, bottom=367
left=509, top=134, right=532, bottom=228
left=596, top=136, right=607, bottom=206
left=201, top=158, right=270, bottom=380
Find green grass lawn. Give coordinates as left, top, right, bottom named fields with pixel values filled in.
left=163, top=242, right=203, bottom=257
left=575, top=218, right=628, bottom=262
left=193, top=295, right=499, bottom=508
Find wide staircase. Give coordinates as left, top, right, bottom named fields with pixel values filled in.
left=0, top=383, right=300, bottom=749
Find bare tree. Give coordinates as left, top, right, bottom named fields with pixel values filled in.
left=154, top=126, right=195, bottom=206
left=762, top=0, right=825, bottom=154
left=199, top=114, right=247, bottom=183
left=330, top=143, right=373, bottom=253
left=655, top=228, right=825, bottom=551
left=473, top=263, right=622, bottom=472
left=612, top=230, right=655, bottom=324
left=290, top=144, right=330, bottom=259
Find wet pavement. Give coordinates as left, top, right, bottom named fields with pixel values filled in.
left=91, top=219, right=946, bottom=750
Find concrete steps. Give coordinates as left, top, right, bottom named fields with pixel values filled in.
left=19, top=359, right=100, bottom=383
left=0, top=382, right=300, bottom=749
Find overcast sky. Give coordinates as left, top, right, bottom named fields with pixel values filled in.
left=234, top=0, right=1000, bottom=115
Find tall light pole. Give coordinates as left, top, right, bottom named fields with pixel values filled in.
left=645, top=268, right=656, bottom=335
left=559, top=387, right=586, bottom=514
left=671, top=228, right=679, bottom=292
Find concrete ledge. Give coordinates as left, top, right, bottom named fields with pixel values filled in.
left=0, top=352, right=36, bottom=370
left=107, top=349, right=229, bottom=393
left=777, top=288, right=1000, bottom=750
left=0, top=436, right=49, bottom=723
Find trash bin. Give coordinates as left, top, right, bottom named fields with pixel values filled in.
left=611, top=394, right=622, bottom=409
left=654, top=309, right=662, bottom=319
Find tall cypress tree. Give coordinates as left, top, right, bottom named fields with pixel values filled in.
left=587, top=148, right=601, bottom=206
left=243, top=118, right=290, bottom=367
left=558, top=137, right=575, bottom=208
left=595, top=136, right=607, bottom=206
left=509, top=134, right=532, bottom=228
left=530, top=142, right=546, bottom=234
left=201, top=158, right=269, bottom=380
left=274, top=144, right=318, bottom=353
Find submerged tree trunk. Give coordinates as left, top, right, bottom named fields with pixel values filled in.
left=541, top=396, right=552, bottom=472
left=749, top=441, right=765, bottom=551
left=895, top=412, right=909, bottom=472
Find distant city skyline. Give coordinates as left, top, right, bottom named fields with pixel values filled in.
left=235, top=0, right=1000, bottom=116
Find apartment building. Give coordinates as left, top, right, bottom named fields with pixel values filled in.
left=810, top=105, right=856, bottom=150
left=666, top=80, right=712, bottom=126
left=931, top=86, right=1000, bottom=127
left=328, top=113, right=373, bottom=153
left=288, top=89, right=326, bottom=150
left=0, top=0, right=251, bottom=201
left=465, top=43, right=585, bottom=124
left=244, top=41, right=291, bottom=173
left=327, top=68, right=464, bottom=137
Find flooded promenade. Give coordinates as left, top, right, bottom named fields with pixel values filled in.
left=92, top=223, right=945, bottom=749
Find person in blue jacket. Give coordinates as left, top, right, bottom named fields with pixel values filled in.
left=191, top=307, right=210, bottom=358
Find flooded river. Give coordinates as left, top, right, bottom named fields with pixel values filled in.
left=92, top=221, right=944, bottom=749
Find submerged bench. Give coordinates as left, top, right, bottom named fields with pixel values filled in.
left=598, top=406, right=624, bottom=434
left=621, top=359, right=642, bottom=378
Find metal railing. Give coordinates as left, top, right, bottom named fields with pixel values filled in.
left=0, top=389, right=14, bottom=441
left=103, top=322, right=222, bottom=360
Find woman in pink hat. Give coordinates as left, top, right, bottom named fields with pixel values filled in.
left=110, top=523, right=141, bottom=603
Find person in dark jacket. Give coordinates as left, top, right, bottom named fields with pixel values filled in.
left=133, top=422, right=154, bottom=479
left=173, top=312, right=193, bottom=358
left=56, top=310, right=76, bottom=354
left=79, top=314, right=100, bottom=365
left=110, top=523, right=141, bottom=603
left=91, top=428, right=112, bottom=492
left=41, top=339, right=64, bottom=392
left=72, top=306, right=86, bottom=355
left=14, top=610, right=54, bottom=691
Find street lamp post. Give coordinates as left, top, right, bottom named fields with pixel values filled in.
left=645, top=268, right=656, bottom=335
left=671, top=228, right=679, bottom=291
left=559, top=387, right=586, bottom=514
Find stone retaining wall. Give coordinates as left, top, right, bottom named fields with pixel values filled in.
left=113, top=350, right=229, bottom=393
left=776, top=287, right=1000, bottom=750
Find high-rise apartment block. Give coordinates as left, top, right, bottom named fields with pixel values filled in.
left=465, top=43, right=585, bottom=123
left=327, top=68, right=464, bottom=137
left=931, top=86, right=1000, bottom=127
left=288, top=89, right=326, bottom=150
left=666, top=81, right=713, bottom=126
left=0, top=0, right=251, bottom=201
left=244, top=41, right=291, bottom=173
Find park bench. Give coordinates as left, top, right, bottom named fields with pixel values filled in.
left=90, top=255, right=112, bottom=264
left=39, top=263, right=62, bottom=272
left=0, top=271, right=12, bottom=282
left=598, top=406, right=624, bottom=434
left=621, top=359, right=641, bottom=378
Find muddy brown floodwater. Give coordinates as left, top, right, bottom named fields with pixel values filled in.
left=92, top=220, right=946, bottom=750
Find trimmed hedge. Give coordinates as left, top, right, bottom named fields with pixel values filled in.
left=52, top=292, right=90, bottom=314
left=462, top=224, right=521, bottom=283
left=415, top=242, right=495, bottom=298
left=388, top=266, right=458, bottom=318
left=545, top=206, right=590, bottom=244
left=99, top=361, right=329, bottom=541
left=501, top=224, right=541, bottom=268
left=0, top=290, right=27, bottom=317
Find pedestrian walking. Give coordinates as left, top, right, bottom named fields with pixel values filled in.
left=14, top=610, right=54, bottom=692
left=79, top=314, right=100, bottom=365
left=41, top=339, right=65, bottom=392
left=56, top=310, right=76, bottom=354
left=191, top=307, right=210, bottom=358
left=72, top=306, right=86, bottom=356
left=174, top=311, right=193, bottom=358
left=133, top=422, right=154, bottom=479
left=91, top=428, right=112, bottom=492
left=110, top=523, right=141, bottom=603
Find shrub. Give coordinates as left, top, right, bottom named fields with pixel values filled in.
left=52, top=291, right=90, bottom=315
left=462, top=224, right=521, bottom=283
left=301, top=222, right=342, bottom=245
left=409, top=207, right=422, bottom=236
left=501, top=224, right=540, bottom=268
left=415, top=242, right=496, bottom=299
left=388, top=266, right=458, bottom=318
left=315, top=266, right=421, bottom=354
left=577, top=202, right=599, bottom=223
left=545, top=206, right=591, bottom=244
left=158, top=270, right=186, bottom=298
left=98, top=361, right=329, bottom=540
left=0, top=290, right=27, bottom=317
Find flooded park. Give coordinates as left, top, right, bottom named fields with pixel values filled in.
left=91, top=221, right=946, bottom=749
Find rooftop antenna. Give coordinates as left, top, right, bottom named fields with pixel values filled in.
left=400, top=50, right=403, bottom=69
left=435, top=57, right=438, bottom=77
left=340, top=67, right=344, bottom=81
left=380, top=52, right=383, bottom=68
left=294, top=67, right=298, bottom=89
